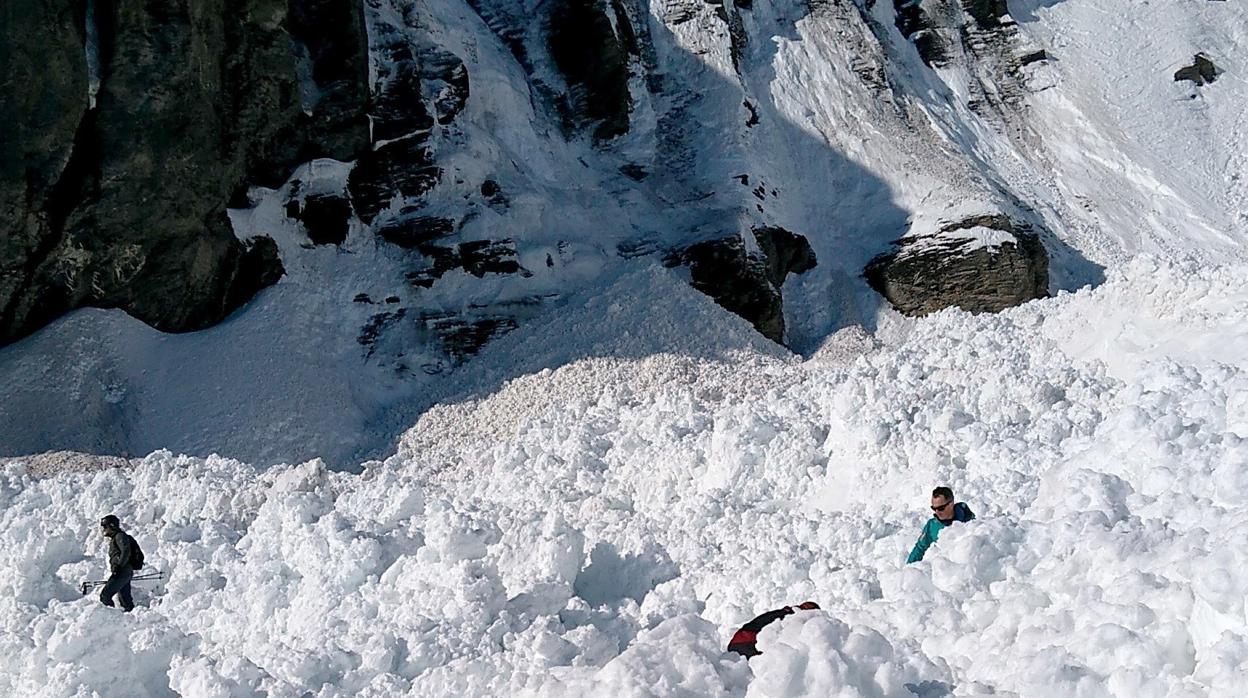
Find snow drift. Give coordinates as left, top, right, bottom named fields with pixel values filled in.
left=4, top=257, right=1248, bottom=696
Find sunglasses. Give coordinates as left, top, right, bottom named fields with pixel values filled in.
left=931, top=502, right=952, bottom=512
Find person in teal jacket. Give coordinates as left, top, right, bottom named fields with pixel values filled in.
left=907, top=486, right=975, bottom=563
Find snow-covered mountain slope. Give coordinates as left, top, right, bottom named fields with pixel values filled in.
left=5, top=256, right=1248, bottom=696
left=2, top=0, right=1244, bottom=465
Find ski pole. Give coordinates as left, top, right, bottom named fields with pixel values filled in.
left=80, top=569, right=165, bottom=595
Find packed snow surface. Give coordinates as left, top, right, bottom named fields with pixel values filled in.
left=5, top=257, right=1248, bottom=696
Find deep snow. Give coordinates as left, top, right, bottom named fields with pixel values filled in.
left=3, top=0, right=1248, bottom=694
left=4, top=257, right=1248, bottom=696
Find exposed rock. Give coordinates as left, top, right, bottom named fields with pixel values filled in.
left=0, top=0, right=87, bottom=340
left=376, top=213, right=456, bottom=249
left=961, top=0, right=1010, bottom=30
left=369, top=34, right=435, bottom=142
left=547, top=0, right=633, bottom=140
left=461, top=239, right=524, bottom=277
left=428, top=53, right=470, bottom=125
left=755, top=226, right=818, bottom=286
left=421, top=312, right=519, bottom=361
left=480, top=179, right=508, bottom=207
left=720, top=1, right=750, bottom=72
left=1018, top=49, right=1048, bottom=67
left=462, top=0, right=530, bottom=66
left=358, top=308, right=408, bottom=357
left=226, top=237, right=287, bottom=311
left=285, top=0, right=373, bottom=164
left=402, top=239, right=523, bottom=288
left=1, top=0, right=370, bottom=344
left=289, top=193, right=353, bottom=246
left=864, top=214, right=1048, bottom=316
left=619, top=164, right=648, bottom=181
left=894, top=0, right=949, bottom=67
left=347, top=134, right=442, bottom=224
left=369, top=17, right=470, bottom=141
left=668, top=227, right=817, bottom=344
left=1174, top=53, right=1220, bottom=86
left=616, top=238, right=662, bottom=259
left=406, top=246, right=462, bottom=288
left=744, top=100, right=761, bottom=127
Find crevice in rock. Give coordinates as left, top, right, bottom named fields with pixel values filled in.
left=547, top=0, right=633, bottom=141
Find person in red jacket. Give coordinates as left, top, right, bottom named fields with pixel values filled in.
left=727, top=601, right=820, bottom=658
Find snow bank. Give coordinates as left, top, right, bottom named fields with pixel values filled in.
left=4, top=257, right=1248, bottom=695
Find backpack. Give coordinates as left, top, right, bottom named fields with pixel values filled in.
left=128, top=535, right=145, bottom=570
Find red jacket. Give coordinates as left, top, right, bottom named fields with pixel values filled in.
left=727, top=602, right=819, bottom=658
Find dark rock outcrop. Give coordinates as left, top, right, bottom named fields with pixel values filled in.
left=962, top=0, right=1010, bottom=30
left=402, top=239, right=524, bottom=288
left=668, top=227, right=817, bottom=344
left=1018, top=49, right=1048, bottom=67
left=347, top=134, right=442, bottom=224
left=864, top=214, right=1049, bottom=316
left=0, top=0, right=88, bottom=341
left=422, top=313, right=519, bottom=361
left=377, top=213, right=456, bottom=249
left=1, top=0, right=370, bottom=344
left=1174, top=53, right=1220, bottom=86
left=756, top=227, right=819, bottom=286
left=283, top=0, right=373, bottom=170
left=369, top=18, right=470, bottom=142
left=894, top=0, right=949, bottom=67
left=893, top=0, right=1011, bottom=66
left=370, top=41, right=435, bottom=143
left=547, top=0, right=634, bottom=140
left=460, top=240, right=523, bottom=278
left=289, top=193, right=354, bottom=246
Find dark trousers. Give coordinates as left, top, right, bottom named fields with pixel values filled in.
left=99, top=568, right=134, bottom=611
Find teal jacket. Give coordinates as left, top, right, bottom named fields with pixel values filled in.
left=906, top=502, right=975, bottom=563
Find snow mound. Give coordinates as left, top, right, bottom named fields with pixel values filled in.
left=5, top=258, right=1248, bottom=696
left=748, top=611, right=950, bottom=698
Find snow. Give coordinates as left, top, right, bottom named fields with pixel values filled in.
left=895, top=224, right=1021, bottom=257
left=5, top=256, right=1248, bottom=695
left=4, top=0, right=1248, bottom=694
left=5, top=0, right=1247, bottom=463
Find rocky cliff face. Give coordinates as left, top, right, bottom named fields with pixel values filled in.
left=3, top=0, right=1073, bottom=358
left=0, top=0, right=370, bottom=344
left=865, top=214, right=1049, bottom=316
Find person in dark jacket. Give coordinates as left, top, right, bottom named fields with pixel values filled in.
left=906, top=486, right=975, bottom=563
left=727, top=602, right=820, bottom=658
left=99, top=514, right=136, bottom=611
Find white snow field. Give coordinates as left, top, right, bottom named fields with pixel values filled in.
left=4, top=256, right=1248, bottom=697
left=4, top=0, right=1248, bottom=695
